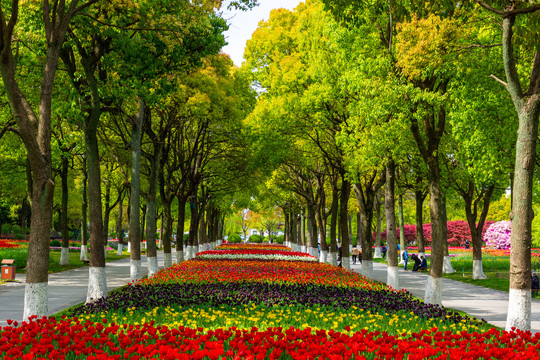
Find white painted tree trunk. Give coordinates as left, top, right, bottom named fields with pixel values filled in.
left=373, top=247, right=382, bottom=258
left=349, top=244, right=353, bottom=254
left=23, top=283, right=47, bottom=321
left=86, top=267, right=107, bottom=304
left=443, top=255, right=456, bottom=273
left=163, top=253, right=172, bottom=268
left=117, top=243, right=123, bottom=256
left=424, top=276, right=442, bottom=306
left=472, top=259, right=487, bottom=280
left=301, top=245, right=307, bottom=253
left=59, top=247, right=69, bottom=265
left=309, top=246, right=318, bottom=258
left=127, top=242, right=131, bottom=253
left=80, top=245, right=89, bottom=261
left=506, top=289, right=531, bottom=331
left=398, top=251, right=404, bottom=265
left=176, top=250, right=184, bottom=264
left=361, top=260, right=373, bottom=279
left=147, top=256, right=159, bottom=277
left=387, top=266, right=399, bottom=290
left=342, top=256, right=351, bottom=270
left=130, top=260, right=142, bottom=282
left=329, top=251, right=337, bottom=266
left=320, top=250, right=328, bottom=263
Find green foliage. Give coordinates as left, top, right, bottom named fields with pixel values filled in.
left=248, top=234, right=263, bottom=243
left=227, top=234, right=242, bottom=243
left=50, top=239, right=62, bottom=247
left=275, top=235, right=284, bottom=244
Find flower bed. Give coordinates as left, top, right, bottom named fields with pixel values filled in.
left=3, top=243, right=540, bottom=358
left=0, top=239, right=22, bottom=249
left=216, top=243, right=291, bottom=251
left=195, top=249, right=316, bottom=262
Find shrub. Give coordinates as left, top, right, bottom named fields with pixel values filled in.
left=1, top=224, right=11, bottom=235
left=249, top=234, right=263, bottom=243
left=275, top=235, right=284, bottom=244
left=373, top=220, right=494, bottom=246
left=483, top=221, right=511, bottom=250
left=13, top=233, right=26, bottom=240
left=50, top=239, right=62, bottom=247
left=227, top=234, right=241, bottom=243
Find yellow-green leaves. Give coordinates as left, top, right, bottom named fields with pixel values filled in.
left=396, top=14, right=463, bottom=82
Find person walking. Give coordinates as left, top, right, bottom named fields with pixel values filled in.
left=351, top=246, right=359, bottom=264
left=381, top=244, right=387, bottom=258
left=402, top=247, right=409, bottom=271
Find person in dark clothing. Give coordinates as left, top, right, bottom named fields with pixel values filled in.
left=411, top=254, right=422, bottom=272
left=381, top=245, right=387, bottom=258
left=532, top=271, right=539, bottom=297
left=419, top=256, right=428, bottom=271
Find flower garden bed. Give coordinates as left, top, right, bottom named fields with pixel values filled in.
left=2, top=243, right=540, bottom=358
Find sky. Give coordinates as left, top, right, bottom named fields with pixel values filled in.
left=221, top=0, right=303, bottom=67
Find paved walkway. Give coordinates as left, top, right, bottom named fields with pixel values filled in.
left=0, top=250, right=172, bottom=327
left=350, top=260, right=540, bottom=332
left=2, top=251, right=539, bottom=333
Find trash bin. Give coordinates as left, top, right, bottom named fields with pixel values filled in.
left=1, top=259, right=15, bottom=280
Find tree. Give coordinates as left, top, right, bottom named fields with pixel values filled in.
left=0, top=0, right=96, bottom=320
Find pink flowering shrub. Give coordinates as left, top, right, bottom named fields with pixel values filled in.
left=483, top=220, right=511, bottom=250
left=373, top=220, right=494, bottom=246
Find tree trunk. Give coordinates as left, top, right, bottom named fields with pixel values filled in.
left=500, top=13, right=540, bottom=331
left=199, top=207, right=207, bottom=251
left=316, top=204, right=328, bottom=263
left=339, top=178, right=351, bottom=269
left=374, top=195, right=382, bottom=258
left=59, top=155, right=70, bottom=265
left=300, top=210, right=306, bottom=252
left=115, top=194, right=124, bottom=255
left=329, top=186, right=339, bottom=265
left=187, top=194, right=199, bottom=259
left=385, top=161, right=399, bottom=289
left=128, top=100, right=144, bottom=282
left=441, top=195, right=455, bottom=274
left=415, top=189, right=426, bottom=257
left=102, top=182, right=111, bottom=247
left=398, top=194, right=406, bottom=251
left=174, top=197, right=185, bottom=263
left=145, top=139, right=162, bottom=278
left=464, top=183, right=494, bottom=280
left=306, top=203, right=318, bottom=257
left=80, top=158, right=89, bottom=261
left=161, top=199, right=173, bottom=266
left=424, top=155, right=445, bottom=305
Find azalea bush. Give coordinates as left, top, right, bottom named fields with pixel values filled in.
left=483, top=221, right=512, bottom=250
left=374, top=220, right=494, bottom=246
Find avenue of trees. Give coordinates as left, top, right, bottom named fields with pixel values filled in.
left=241, top=0, right=539, bottom=332
left=0, top=0, right=538, bottom=334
